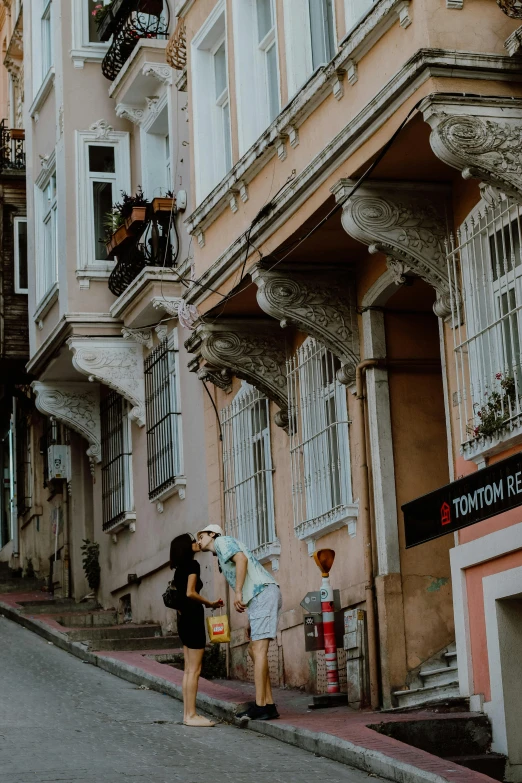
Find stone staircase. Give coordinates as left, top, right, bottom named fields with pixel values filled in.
left=0, top=561, right=42, bottom=594
left=393, top=644, right=460, bottom=709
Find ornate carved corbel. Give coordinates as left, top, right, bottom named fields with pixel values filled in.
left=186, top=321, right=289, bottom=427
left=421, top=96, right=522, bottom=203
left=32, top=382, right=101, bottom=465
left=68, top=338, right=146, bottom=428
left=332, top=179, right=455, bottom=319
left=251, top=264, right=360, bottom=385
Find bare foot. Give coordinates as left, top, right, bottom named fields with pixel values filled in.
left=183, top=715, right=215, bottom=727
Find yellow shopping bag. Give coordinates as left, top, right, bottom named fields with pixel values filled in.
left=206, top=613, right=231, bottom=644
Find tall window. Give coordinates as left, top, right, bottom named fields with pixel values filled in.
left=77, top=126, right=130, bottom=271
left=232, top=0, right=280, bottom=155
left=287, top=339, right=353, bottom=543
left=144, top=335, right=183, bottom=500
left=41, top=0, right=53, bottom=75
left=345, top=0, right=377, bottom=33
left=14, top=217, right=28, bottom=294
left=309, top=0, right=335, bottom=69
left=101, top=391, right=134, bottom=532
left=192, top=2, right=232, bottom=202
left=448, top=197, right=522, bottom=449
left=283, top=0, right=336, bottom=99
left=36, top=172, right=58, bottom=305
left=221, top=383, right=276, bottom=554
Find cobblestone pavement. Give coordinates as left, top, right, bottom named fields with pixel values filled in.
left=0, top=616, right=381, bottom=783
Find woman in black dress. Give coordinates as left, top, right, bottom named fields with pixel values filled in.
left=170, top=533, right=223, bottom=727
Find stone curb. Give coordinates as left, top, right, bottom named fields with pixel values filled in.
left=0, top=600, right=462, bottom=783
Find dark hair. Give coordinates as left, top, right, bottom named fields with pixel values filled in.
left=170, top=533, right=195, bottom=570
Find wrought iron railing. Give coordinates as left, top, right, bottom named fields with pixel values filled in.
left=0, top=120, right=25, bottom=172
left=108, top=213, right=177, bottom=297
left=101, top=0, right=170, bottom=82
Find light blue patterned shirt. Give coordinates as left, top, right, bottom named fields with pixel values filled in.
left=214, top=536, right=277, bottom=606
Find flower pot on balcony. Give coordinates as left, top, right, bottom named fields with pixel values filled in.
left=9, top=128, right=24, bottom=140
left=152, top=197, right=175, bottom=214
left=124, top=206, right=148, bottom=230
left=106, top=224, right=131, bottom=257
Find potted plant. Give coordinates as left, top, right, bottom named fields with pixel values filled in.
left=92, top=1, right=115, bottom=42
left=152, top=190, right=176, bottom=214
left=9, top=128, right=24, bottom=140
left=120, top=186, right=150, bottom=229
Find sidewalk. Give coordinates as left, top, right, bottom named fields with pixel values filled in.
left=0, top=589, right=496, bottom=783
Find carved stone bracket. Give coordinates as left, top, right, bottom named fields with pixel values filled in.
left=420, top=96, right=522, bottom=203
left=332, top=179, right=455, bottom=319
left=186, top=321, right=289, bottom=427
left=32, top=382, right=101, bottom=465
left=68, top=338, right=146, bottom=428
left=122, top=327, right=153, bottom=350
left=251, top=264, right=360, bottom=385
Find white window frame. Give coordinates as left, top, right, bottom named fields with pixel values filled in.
left=41, top=0, right=53, bottom=76
left=34, top=164, right=58, bottom=310
left=283, top=0, right=337, bottom=99
left=232, top=0, right=281, bottom=156
left=345, top=0, right=378, bottom=35
left=31, top=0, right=55, bottom=100
left=100, top=392, right=136, bottom=533
left=192, top=0, right=233, bottom=203
left=13, top=216, right=28, bottom=295
left=76, top=125, right=130, bottom=277
left=71, top=0, right=111, bottom=69
left=287, top=338, right=357, bottom=554
left=221, top=382, right=279, bottom=565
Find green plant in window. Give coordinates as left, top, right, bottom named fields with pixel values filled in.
left=91, top=1, right=113, bottom=29
left=469, top=374, right=517, bottom=439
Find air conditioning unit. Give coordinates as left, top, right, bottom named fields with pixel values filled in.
left=47, top=445, right=71, bottom=481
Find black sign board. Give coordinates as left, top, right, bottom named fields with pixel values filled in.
left=403, top=452, right=522, bottom=548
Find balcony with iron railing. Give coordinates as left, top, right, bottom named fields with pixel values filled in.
left=97, top=0, right=170, bottom=82
left=0, top=120, right=25, bottom=173
left=107, top=197, right=178, bottom=296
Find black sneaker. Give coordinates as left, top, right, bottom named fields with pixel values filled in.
left=236, top=702, right=256, bottom=719
left=265, top=703, right=279, bottom=719
left=249, top=703, right=280, bottom=721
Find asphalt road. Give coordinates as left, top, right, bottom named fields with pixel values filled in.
left=0, top=615, right=381, bottom=783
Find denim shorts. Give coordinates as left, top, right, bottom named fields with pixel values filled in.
left=247, top=584, right=282, bottom=641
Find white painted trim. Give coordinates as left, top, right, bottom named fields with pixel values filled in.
left=29, top=67, right=55, bottom=120
left=70, top=0, right=110, bottom=68
left=482, top=566, right=522, bottom=756
left=33, top=281, right=59, bottom=323
left=13, top=217, right=28, bottom=295
left=450, top=521, right=522, bottom=700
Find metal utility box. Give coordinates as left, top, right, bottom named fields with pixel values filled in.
left=47, top=445, right=71, bottom=481
left=343, top=608, right=369, bottom=708
left=304, top=610, right=345, bottom=652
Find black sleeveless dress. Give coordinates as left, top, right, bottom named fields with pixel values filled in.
left=174, top=560, right=206, bottom=649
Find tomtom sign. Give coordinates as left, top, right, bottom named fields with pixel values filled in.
left=402, top=452, right=522, bottom=548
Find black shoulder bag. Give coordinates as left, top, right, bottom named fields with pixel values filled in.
left=162, top=579, right=182, bottom=610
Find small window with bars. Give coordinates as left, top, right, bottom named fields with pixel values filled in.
left=221, top=382, right=276, bottom=554
left=100, top=390, right=134, bottom=532
left=144, top=335, right=182, bottom=500
left=16, top=411, right=32, bottom=516
left=287, top=338, right=353, bottom=541
left=448, top=197, right=522, bottom=449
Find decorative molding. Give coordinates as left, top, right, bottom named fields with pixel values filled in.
left=238, top=181, right=249, bottom=202
left=252, top=539, right=281, bottom=571
left=142, top=63, right=172, bottom=85
left=287, top=127, right=299, bottom=148
left=446, top=0, right=463, bottom=7
left=197, top=364, right=233, bottom=392
left=228, top=192, right=239, bottom=213
left=195, top=229, right=205, bottom=248
left=32, top=382, right=101, bottom=465
left=326, top=67, right=345, bottom=101
left=68, top=338, right=146, bottom=427
left=155, top=323, right=169, bottom=341
left=251, top=264, right=360, bottom=385
left=396, top=0, right=412, bottom=26
left=89, top=119, right=114, bottom=140
left=505, top=26, right=522, bottom=56
left=421, top=96, right=522, bottom=203
left=115, top=104, right=145, bottom=125
left=152, top=296, right=182, bottom=318
left=333, top=179, right=455, bottom=319
left=186, top=321, right=289, bottom=425
left=497, top=0, right=522, bottom=17
left=121, top=327, right=153, bottom=350
left=275, top=135, right=288, bottom=161
left=346, top=60, right=358, bottom=85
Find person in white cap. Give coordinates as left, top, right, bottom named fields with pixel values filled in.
left=197, top=524, right=281, bottom=720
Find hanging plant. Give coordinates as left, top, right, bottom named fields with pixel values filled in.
left=469, top=374, right=517, bottom=439
left=81, top=539, right=101, bottom=591
left=91, top=1, right=114, bottom=29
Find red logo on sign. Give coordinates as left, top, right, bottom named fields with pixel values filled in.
left=441, top=501, right=451, bottom=526
left=213, top=624, right=224, bottom=635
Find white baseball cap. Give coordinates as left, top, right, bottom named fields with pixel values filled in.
left=196, top=524, right=224, bottom=538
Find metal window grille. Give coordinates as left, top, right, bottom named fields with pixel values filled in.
left=221, top=383, right=276, bottom=553
left=447, top=197, right=522, bottom=451
left=101, top=391, right=133, bottom=531
left=287, top=338, right=352, bottom=536
left=16, top=412, right=32, bottom=516
left=144, top=337, right=182, bottom=499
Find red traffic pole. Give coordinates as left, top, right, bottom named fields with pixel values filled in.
left=321, top=574, right=339, bottom=693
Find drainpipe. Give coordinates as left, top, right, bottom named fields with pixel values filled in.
left=354, top=359, right=380, bottom=710
left=9, top=398, right=19, bottom=558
